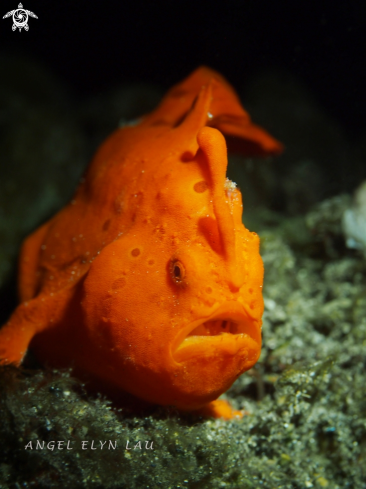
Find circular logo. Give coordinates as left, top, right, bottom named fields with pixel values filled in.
left=3, top=3, right=38, bottom=32
left=13, top=8, right=28, bottom=29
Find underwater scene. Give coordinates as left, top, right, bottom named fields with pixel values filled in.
left=0, top=3, right=365, bottom=488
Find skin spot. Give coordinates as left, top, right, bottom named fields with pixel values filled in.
left=194, top=181, right=208, bottom=193
left=148, top=259, right=155, bottom=266
left=206, top=286, right=213, bottom=294
left=249, top=288, right=253, bottom=294
left=103, top=219, right=111, bottom=231
left=153, top=224, right=167, bottom=240
left=112, top=277, right=127, bottom=290
left=131, top=248, right=141, bottom=257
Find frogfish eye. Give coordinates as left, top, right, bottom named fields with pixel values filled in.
left=170, top=259, right=186, bottom=285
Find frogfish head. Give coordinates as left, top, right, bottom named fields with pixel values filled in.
left=81, top=78, right=264, bottom=411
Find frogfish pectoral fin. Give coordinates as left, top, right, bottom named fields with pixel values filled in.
left=0, top=299, right=43, bottom=365
left=0, top=289, right=72, bottom=366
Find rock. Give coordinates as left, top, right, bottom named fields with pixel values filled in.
left=342, top=180, right=366, bottom=254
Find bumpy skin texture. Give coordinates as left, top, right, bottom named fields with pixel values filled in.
left=0, top=67, right=282, bottom=418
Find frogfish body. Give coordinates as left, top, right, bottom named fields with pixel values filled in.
left=0, top=67, right=282, bottom=418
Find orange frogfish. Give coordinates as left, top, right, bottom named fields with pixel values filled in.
left=0, top=67, right=282, bottom=419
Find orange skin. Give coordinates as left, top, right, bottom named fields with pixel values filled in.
left=0, top=67, right=282, bottom=419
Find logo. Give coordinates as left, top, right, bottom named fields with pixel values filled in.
left=3, top=3, right=38, bottom=31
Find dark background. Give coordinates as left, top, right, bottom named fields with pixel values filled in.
left=1, top=0, right=366, bottom=138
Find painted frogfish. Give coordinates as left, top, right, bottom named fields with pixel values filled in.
left=0, top=67, right=282, bottom=419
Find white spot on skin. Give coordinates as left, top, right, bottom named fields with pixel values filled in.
left=224, top=178, right=237, bottom=192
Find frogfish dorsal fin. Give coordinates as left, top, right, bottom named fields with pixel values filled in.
left=141, top=66, right=283, bottom=157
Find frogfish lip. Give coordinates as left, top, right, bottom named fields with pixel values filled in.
left=171, top=301, right=261, bottom=364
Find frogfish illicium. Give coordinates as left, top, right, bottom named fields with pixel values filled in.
left=0, top=67, right=282, bottom=419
